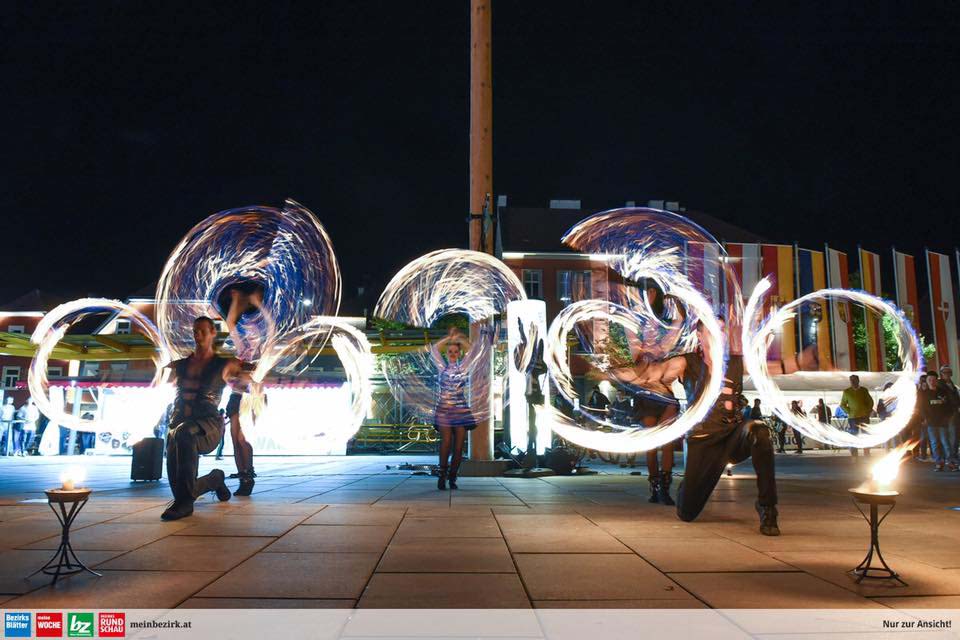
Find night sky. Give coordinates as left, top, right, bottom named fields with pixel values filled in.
left=4, top=2, right=959, bottom=305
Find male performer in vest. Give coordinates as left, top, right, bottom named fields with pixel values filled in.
left=614, top=315, right=780, bottom=535
left=161, top=316, right=249, bottom=521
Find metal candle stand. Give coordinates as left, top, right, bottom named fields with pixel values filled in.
left=28, top=489, right=101, bottom=585
left=848, top=488, right=907, bottom=586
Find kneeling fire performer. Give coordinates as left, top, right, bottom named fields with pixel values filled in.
left=161, top=316, right=250, bottom=521
left=616, top=317, right=779, bottom=535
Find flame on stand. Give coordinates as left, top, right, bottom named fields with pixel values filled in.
left=866, top=440, right=918, bottom=492
left=59, top=466, right=87, bottom=491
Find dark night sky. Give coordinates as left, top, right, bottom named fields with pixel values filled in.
left=3, top=2, right=959, bottom=305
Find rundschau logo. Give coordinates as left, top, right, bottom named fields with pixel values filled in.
left=66, top=613, right=94, bottom=638
left=4, top=612, right=31, bottom=638
left=36, top=612, right=64, bottom=638
left=98, top=612, right=125, bottom=638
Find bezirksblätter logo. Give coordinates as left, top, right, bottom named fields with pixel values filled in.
left=36, top=612, right=63, bottom=638
left=98, top=612, right=125, bottom=638
left=66, top=613, right=93, bottom=638
left=4, top=612, right=31, bottom=638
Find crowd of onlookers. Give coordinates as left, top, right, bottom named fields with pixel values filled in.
left=741, top=368, right=959, bottom=471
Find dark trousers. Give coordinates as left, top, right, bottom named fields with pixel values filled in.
left=793, top=429, right=804, bottom=452
left=166, top=416, right=223, bottom=503
left=677, top=419, right=777, bottom=522
left=776, top=429, right=787, bottom=453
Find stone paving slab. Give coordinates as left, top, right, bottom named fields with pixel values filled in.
left=198, top=552, right=380, bottom=599
left=179, top=598, right=356, bottom=608
left=770, top=550, right=960, bottom=598
left=21, top=522, right=191, bottom=551
left=304, top=505, right=406, bottom=526
left=377, top=537, right=515, bottom=573
left=514, top=553, right=688, bottom=601
left=394, top=516, right=502, bottom=539
left=357, top=573, right=530, bottom=608
left=266, top=525, right=396, bottom=553
left=7, top=570, right=222, bottom=609
left=668, top=572, right=891, bottom=609
left=172, top=514, right=306, bottom=537
left=97, top=535, right=274, bottom=572
left=533, top=598, right=707, bottom=608
left=0, top=549, right=124, bottom=594
left=497, top=514, right=632, bottom=553
left=621, top=537, right=798, bottom=573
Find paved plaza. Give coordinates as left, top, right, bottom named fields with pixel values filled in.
left=0, top=451, right=957, bottom=611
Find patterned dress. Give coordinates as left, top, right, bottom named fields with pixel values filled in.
left=434, top=361, right=477, bottom=431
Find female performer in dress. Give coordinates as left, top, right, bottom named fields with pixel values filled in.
left=430, top=327, right=477, bottom=490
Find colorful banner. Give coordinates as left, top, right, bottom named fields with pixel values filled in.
left=684, top=241, right=722, bottom=313
left=760, top=244, right=796, bottom=365
left=825, top=245, right=856, bottom=371
left=892, top=249, right=920, bottom=330
left=858, top=248, right=885, bottom=372
left=724, top=242, right=761, bottom=303
left=926, top=249, right=960, bottom=374
left=796, top=247, right=833, bottom=370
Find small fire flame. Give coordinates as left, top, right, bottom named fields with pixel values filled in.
left=868, top=440, right=918, bottom=491
left=59, top=466, right=87, bottom=491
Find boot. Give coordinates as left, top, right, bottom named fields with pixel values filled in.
left=437, top=467, right=448, bottom=490
left=658, top=471, right=676, bottom=506
left=234, top=471, right=255, bottom=496
left=647, top=474, right=660, bottom=503
left=161, top=500, right=194, bottom=521
left=756, top=501, right=780, bottom=536
left=448, top=466, right=459, bottom=490
left=211, top=469, right=232, bottom=502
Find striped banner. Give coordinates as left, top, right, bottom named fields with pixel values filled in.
left=926, top=249, right=960, bottom=374
left=858, top=248, right=886, bottom=372
left=892, top=249, right=920, bottom=330
left=825, top=245, right=857, bottom=371
left=761, top=244, right=797, bottom=365
left=724, top=242, right=762, bottom=303
left=796, top=247, right=833, bottom=370
left=684, top=241, right=722, bottom=313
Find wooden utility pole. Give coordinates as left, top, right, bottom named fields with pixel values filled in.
left=469, top=0, right=494, bottom=461
left=469, top=0, right=493, bottom=255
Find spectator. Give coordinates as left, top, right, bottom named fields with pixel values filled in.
left=0, top=398, right=15, bottom=456
left=840, top=374, right=873, bottom=458
left=914, top=375, right=930, bottom=460
left=790, top=400, right=806, bottom=454
left=773, top=414, right=788, bottom=454
left=750, top=398, right=764, bottom=420
left=939, top=366, right=960, bottom=462
left=587, top=386, right=610, bottom=412
left=918, top=371, right=959, bottom=472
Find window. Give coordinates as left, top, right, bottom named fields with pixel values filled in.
left=2, top=366, right=20, bottom=388
left=115, top=319, right=131, bottom=335
left=558, top=270, right=592, bottom=306
left=80, top=362, right=99, bottom=378
left=7, top=325, right=25, bottom=334
left=47, top=366, right=64, bottom=378
left=522, top=269, right=543, bottom=299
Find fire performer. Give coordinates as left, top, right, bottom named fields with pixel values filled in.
left=614, top=315, right=780, bottom=535
left=430, top=327, right=477, bottom=490
left=161, top=316, right=249, bottom=520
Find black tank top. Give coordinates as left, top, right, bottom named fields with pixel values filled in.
left=172, top=355, right=229, bottom=420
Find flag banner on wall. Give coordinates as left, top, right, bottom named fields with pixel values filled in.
left=724, top=242, right=762, bottom=304
left=825, top=245, right=857, bottom=371
left=796, top=247, right=833, bottom=370
left=892, top=249, right=920, bottom=330
left=926, top=249, right=960, bottom=374
left=760, top=244, right=797, bottom=366
left=858, top=247, right=886, bottom=372
left=683, top=240, right=722, bottom=313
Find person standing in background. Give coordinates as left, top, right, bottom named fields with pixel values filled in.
left=840, top=375, right=873, bottom=458
left=1, top=398, right=16, bottom=456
